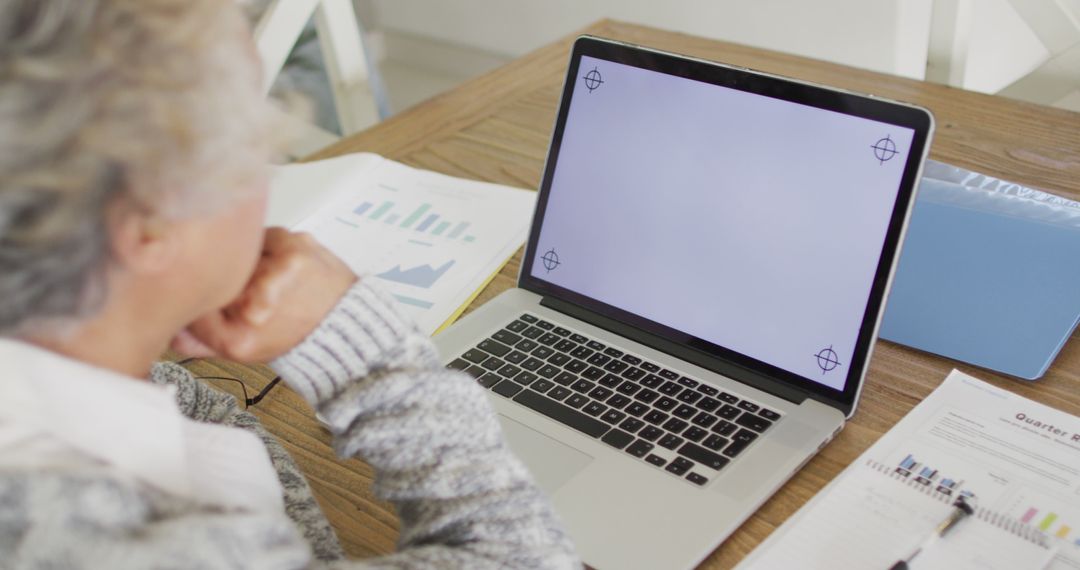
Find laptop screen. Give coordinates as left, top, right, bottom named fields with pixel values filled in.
left=522, top=39, right=931, bottom=409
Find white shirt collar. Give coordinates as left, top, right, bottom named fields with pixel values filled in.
left=0, top=338, right=283, bottom=513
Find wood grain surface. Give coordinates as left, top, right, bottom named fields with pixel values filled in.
left=174, top=20, right=1080, bottom=569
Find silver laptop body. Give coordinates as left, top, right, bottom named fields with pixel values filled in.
left=433, top=36, right=934, bottom=569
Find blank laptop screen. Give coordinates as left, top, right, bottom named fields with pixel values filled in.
left=528, top=54, right=916, bottom=393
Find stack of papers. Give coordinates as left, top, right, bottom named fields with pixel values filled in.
left=267, top=153, right=537, bottom=335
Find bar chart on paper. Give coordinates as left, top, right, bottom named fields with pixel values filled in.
left=284, top=154, right=536, bottom=334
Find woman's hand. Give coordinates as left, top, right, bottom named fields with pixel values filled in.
left=171, top=228, right=357, bottom=362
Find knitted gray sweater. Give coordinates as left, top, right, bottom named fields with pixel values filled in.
left=0, top=281, right=580, bottom=569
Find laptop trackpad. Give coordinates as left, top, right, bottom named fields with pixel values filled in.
left=498, top=414, right=593, bottom=493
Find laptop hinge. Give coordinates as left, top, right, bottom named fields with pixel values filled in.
left=540, top=296, right=810, bottom=405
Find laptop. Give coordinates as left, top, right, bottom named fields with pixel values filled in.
left=433, top=36, right=934, bottom=569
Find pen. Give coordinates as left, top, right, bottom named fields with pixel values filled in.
left=889, top=496, right=975, bottom=570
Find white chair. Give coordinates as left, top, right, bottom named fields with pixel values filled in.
left=253, top=0, right=391, bottom=157
left=926, top=0, right=1080, bottom=108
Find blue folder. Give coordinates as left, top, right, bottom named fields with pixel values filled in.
left=879, top=161, right=1080, bottom=380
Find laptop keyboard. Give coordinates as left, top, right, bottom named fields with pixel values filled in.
left=446, top=313, right=783, bottom=488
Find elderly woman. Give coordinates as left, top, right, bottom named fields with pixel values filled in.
left=0, top=1, right=579, bottom=568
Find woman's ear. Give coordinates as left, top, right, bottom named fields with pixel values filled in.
left=106, top=204, right=179, bottom=274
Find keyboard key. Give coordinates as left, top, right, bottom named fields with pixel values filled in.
left=640, top=362, right=660, bottom=373
left=676, top=390, right=702, bottom=405
left=621, top=354, right=642, bottom=365
left=547, top=353, right=571, bottom=367
left=600, top=409, right=626, bottom=425
left=672, top=404, right=697, bottom=420
left=586, top=340, right=606, bottom=351
left=659, top=369, right=680, bottom=380
left=571, top=379, right=596, bottom=393
left=634, top=389, right=659, bottom=404
left=464, top=366, right=486, bottom=379
left=616, top=381, right=641, bottom=396
left=517, top=339, right=539, bottom=352
left=582, top=401, right=607, bottom=417
left=643, top=410, right=669, bottom=426
left=723, top=429, right=759, bottom=458
left=531, top=379, right=554, bottom=393
left=463, top=349, right=488, bottom=364
left=696, top=384, right=719, bottom=396
left=759, top=408, right=781, bottom=421
left=603, top=347, right=624, bottom=358
left=586, top=352, right=611, bottom=366
left=588, top=386, right=613, bottom=401
left=619, top=417, right=645, bottom=433
left=554, top=339, right=576, bottom=352
left=599, top=374, right=622, bottom=388
left=521, top=326, right=544, bottom=339
left=478, top=339, right=511, bottom=357
left=696, top=396, right=721, bottom=413
left=738, top=401, right=760, bottom=413
left=601, top=429, right=634, bottom=449
left=686, top=472, right=709, bottom=486
left=658, top=381, right=682, bottom=396
left=492, top=329, right=523, bottom=346
left=692, top=411, right=718, bottom=429
left=683, top=426, right=709, bottom=442
left=570, top=346, right=593, bottom=359
left=553, top=371, right=576, bottom=386
left=718, top=404, right=741, bottom=420
left=665, top=457, right=694, bottom=476
left=515, top=369, right=538, bottom=385
left=519, top=313, right=538, bottom=323
left=447, top=358, right=471, bottom=371
left=640, top=374, right=664, bottom=388
left=497, top=364, right=522, bottom=378
left=514, top=390, right=609, bottom=438
left=626, top=439, right=654, bottom=458
left=565, top=359, right=588, bottom=373
left=621, top=367, right=646, bottom=381
left=712, top=420, right=737, bottom=436
left=582, top=366, right=605, bottom=380
left=662, top=418, right=688, bottom=434
left=735, top=412, right=773, bottom=433
left=703, top=434, right=728, bottom=451
left=639, top=426, right=664, bottom=441
left=625, top=402, right=650, bottom=417
left=538, top=333, right=560, bottom=346
left=548, top=386, right=572, bottom=401
left=658, top=434, right=684, bottom=450
left=532, top=346, right=555, bottom=359
left=537, top=365, right=560, bottom=378
left=536, top=320, right=554, bottom=330
left=492, top=380, right=524, bottom=397
left=677, top=442, right=730, bottom=470
left=717, top=392, right=740, bottom=404
left=645, top=453, right=667, bottom=467
left=677, top=376, right=699, bottom=388
left=553, top=326, right=572, bottom=337
left=603, top=360, right=629, bottom=374
left=520, top=357, right=543, bottom=371
left=478, top=373, right=503, bottom=388
left=653, top=396, right=678, bottom=411
left=607, top=394, right=632, bottom=409
left=504, top=351, right=527, bottom=364
left=481, top=357, right=505, bottom=371
left=570, top=334, right=588, bottom=344
left=562, top=393, right=586, bottom=408
left=506, top=320, right=528, bottom=333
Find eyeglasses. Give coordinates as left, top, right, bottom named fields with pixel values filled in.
left=176, top=357, right=281, bottom=409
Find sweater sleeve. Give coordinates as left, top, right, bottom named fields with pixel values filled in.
left=269, top=280, right=581, bottom=570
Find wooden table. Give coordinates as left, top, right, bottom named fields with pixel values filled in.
left=186, top=20, right=1080, bottom=569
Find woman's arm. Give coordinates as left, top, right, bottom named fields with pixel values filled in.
left=270, top=281, right=580, bottom=569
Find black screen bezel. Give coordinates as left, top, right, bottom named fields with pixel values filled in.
left=519, top=36, right=933, bottom=413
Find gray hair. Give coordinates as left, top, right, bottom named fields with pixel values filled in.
left=0, top=0, right=273, bottom=334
